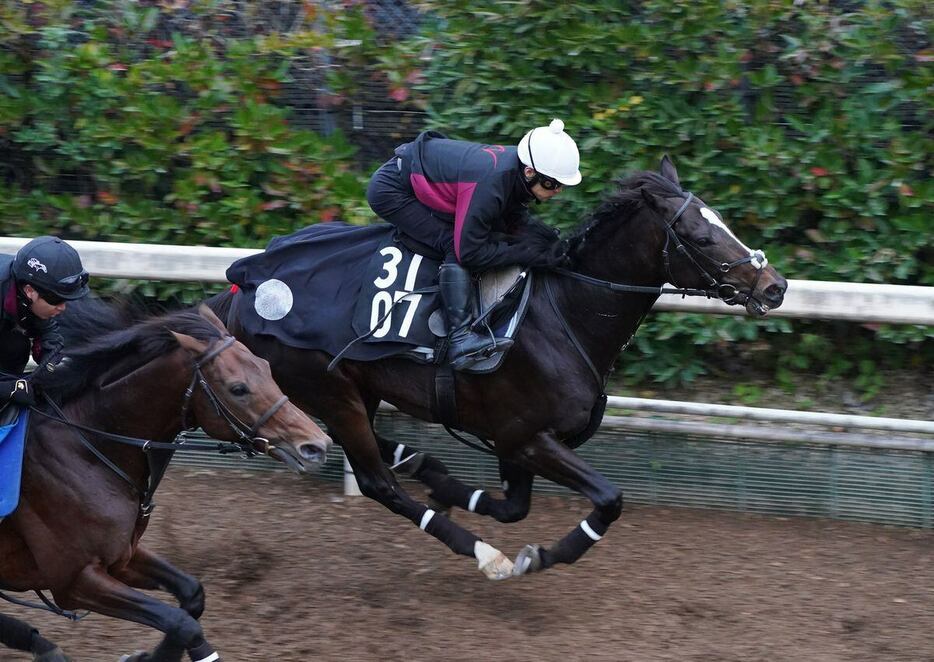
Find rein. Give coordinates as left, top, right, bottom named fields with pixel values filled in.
left=29, top=335, right=285, bottom=516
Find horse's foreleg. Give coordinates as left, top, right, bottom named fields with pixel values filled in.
left=337, top=421, right=514, bottom=580
left=509, top=431, right=623, bottom=576
left=113, top=545, right=205, bottom=620
left=0, top=612, right=68, bottom=661
left=57, top=564, right=220, bottom=662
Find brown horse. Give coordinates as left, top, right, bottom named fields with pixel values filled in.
left=0, top=304, right=331, bottom=662
left=209, top=156, right=788, bottom=580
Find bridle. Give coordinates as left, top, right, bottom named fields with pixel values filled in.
left=29, top=334, right=290, bottom=516
left=180, top=335, right=289, bottom=455
left=556, top=189, right=770, bottom=307
left=659, top=191, right=769, bottom=306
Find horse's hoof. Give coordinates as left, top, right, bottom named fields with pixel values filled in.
left=513, top=544, right=544, bottom=576
left=474, top=540, right=514, bottom=580
left=117, top=651, right=148, bottom=662
left=33, top=648, right=71, bottom=662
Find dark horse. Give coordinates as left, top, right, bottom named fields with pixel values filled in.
left=209, top=156, right=787, bottom=580
left=0, top=303, right=331, bottom=662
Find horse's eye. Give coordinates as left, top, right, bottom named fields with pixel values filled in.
left=694, top=236, right=714, bottom=247
left=230, top=383, right=250, bottom=397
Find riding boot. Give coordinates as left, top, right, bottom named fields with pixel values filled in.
left=439, top=263, right=513, bottom=371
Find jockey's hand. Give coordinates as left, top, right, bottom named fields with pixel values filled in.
left=0, top=378, right=35, bottom=407
left=526, top=239, right=571, bottom=269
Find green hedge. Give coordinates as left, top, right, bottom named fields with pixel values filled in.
left=0, top=1, right=930, bottom=392
left=0, top=1, right=373, bottom=246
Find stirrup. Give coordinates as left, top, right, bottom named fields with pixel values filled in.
left=450, top=337, right=513, bottom=370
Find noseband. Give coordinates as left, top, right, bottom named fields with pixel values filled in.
left=661, top=191, right=769, bottom=305
left=180, top=335, right=289, bottom=455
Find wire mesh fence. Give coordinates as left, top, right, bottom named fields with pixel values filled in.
left=173, top=411, right=934, bottom=530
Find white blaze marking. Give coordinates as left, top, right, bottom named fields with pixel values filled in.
left=700, top=207, right=755, bottom=254
left=254, top=279, right=293, bottom=321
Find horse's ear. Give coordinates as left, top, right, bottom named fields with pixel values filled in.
left=659, top=154, right=680, bottom=187
left=198, top=303, right=228, bottom=333
left=171, top=331, right=209, bottom=355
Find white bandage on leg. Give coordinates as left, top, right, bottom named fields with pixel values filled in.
left=579, top=519, right=603, bottom=541
left=419, top=509, right=436, bottom=531
left=193, top=653, right=220, bottom=662
left=467, top=490, right=484, bottom=512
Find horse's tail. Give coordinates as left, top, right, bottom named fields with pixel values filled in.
left=204, top=288, right=235, bottom=326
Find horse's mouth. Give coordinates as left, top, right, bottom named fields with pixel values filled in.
left=745, top=297, right=770, bottom=317
left=268, top=440, right=330, bottom=475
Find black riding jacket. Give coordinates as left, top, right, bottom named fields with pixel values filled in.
left=395, top=131, right=535, bottom=270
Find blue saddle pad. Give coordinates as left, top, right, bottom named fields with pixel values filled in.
left=0, top=408, right=28, bottom=517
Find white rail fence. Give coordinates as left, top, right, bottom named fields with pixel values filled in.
left=2, top=237, right=933, bottom=325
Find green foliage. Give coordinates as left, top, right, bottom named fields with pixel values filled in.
left=0, top=0, right=372, bottom=249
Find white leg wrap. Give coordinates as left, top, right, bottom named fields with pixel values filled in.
left=467, top=490, right=484, bottom=512
left=193, top=653, right=220, bottom=662
left=580, top=519, right=603, bottom=541
left=419, top=509, right=436, bottom=530
left=393, top=444, right=406, bottom=466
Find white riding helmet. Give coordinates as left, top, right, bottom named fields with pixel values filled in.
left=517, top=118, right=582, bottom=186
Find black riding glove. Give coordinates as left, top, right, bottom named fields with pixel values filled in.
left=525, top=238, right=572, bottom=269
left=0, top=378, right=35, bottom=407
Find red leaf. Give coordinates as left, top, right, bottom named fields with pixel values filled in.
left=809, top=167, right=829, bottom=177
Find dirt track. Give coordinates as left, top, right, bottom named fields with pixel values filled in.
left=5, top=469, right=934, bottom=662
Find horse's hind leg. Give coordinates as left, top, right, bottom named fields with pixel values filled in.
left=113, top=545, right=205, bottom=620
left=331, top=407, right=514, bottom=580
left=58, top=564, right=220, bottom=662
left=376, top=432, right=534, bottom=524
left=0, top=612, right=69, bottom=661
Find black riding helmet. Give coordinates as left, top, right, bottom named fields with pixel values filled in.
left=12, top=236, right=90, bottom=300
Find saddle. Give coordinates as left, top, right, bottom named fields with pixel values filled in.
left=227, top=223, right=534, bottom=374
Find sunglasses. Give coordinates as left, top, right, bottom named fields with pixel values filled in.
left=36, top=289, right=66, bottom=306
left=537, top=175, right=563, bottom=191
left=58, top=271, right=90, bottom=290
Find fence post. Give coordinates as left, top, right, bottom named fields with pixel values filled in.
left=343, top=454, right=361, bottom=496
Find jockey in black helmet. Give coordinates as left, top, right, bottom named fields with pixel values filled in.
left=0, top=236, right=90, bottom=407
left=367, top=119, right=582, bottom=370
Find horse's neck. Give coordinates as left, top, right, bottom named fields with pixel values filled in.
left=553, top=218, right=666, bottom=383
left=82, top=352, right=190, bottom=442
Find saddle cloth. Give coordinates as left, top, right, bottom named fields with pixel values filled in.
left=226, top=222, right=531, bottom=371
left=0, top=407, right=28, bottom=517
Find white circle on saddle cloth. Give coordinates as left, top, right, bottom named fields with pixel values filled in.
left=254, top=279, right=293, bottom=321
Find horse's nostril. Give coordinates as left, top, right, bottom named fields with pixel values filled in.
left=299, top=443, right=326, bottom=464
left=765, top=284, right=785, bottom=302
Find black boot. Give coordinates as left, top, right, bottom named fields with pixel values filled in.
left=438, top=263, right=513, bottom=371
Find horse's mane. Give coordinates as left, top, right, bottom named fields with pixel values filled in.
left=32, top=298, right=224, bottom=402
left=568, top=170, right=683, bottom=255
